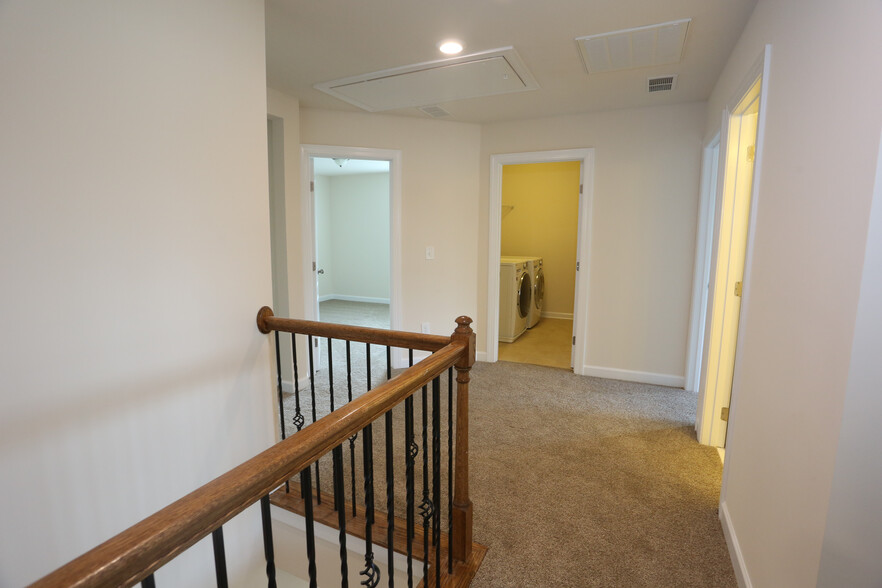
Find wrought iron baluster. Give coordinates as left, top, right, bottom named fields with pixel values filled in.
left=333, top=445, right=349, bottom=587
left=212, top=526, right=229, bottom=588
left=405, top=349, right=416, bottom=587
left=405, top=394, right=416, bottom=587
left=366, top=343, right=372, bottom=391
left=328, top=338, right=335, bottom=412
left=302, top=464, right=318, bottom=588
left=385, top=345, right=394, bottom=587
left=347, top=341, right=358, bottom=518
left=260, top=495, right=278, bottom=588
left=274, top=332, right=286, bottom=442
left=447, top=367, right=454, bottom=575
left=361, top=423, right=380, bottom=588
left=141, top=574, right=156, bottom=588
left=308, top=335, right=321, bottom=504
left=432, top=377, right=442, bottom=588
left=292, top=334, right=305, bottom=497
left=419, top=383, right=431, bottom=581
left=386, top=410, right=395, bottom=587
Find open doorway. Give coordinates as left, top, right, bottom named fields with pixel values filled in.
left=487, top=149, right=595, bottom=374
left=695, top=47, right=770, bottom=454
left=300, top=145, right=403, bottom=365
left=313, top=157, right=391, bottom=329
left=497, top=161, right=581, bottom=369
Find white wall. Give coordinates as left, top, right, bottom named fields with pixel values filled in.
left=816, top=130, right=882, bottom=588
left=480, top=102, right=706, bottom=380
left=706, top=1, right=882, bottom=586
left=267, top=88, right=307, bottom=391
left=0, top=2, right=273, bottom=585
left=321, top=173, right=391, bottom=302
left=300, top=109, right=481, bottom=337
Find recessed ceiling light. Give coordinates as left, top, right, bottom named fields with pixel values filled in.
left=439, top=40, right=464, bottom=55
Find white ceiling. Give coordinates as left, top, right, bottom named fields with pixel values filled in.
left=266, top=0, right=757, bottom=124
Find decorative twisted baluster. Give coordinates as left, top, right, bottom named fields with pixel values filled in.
left=275, top=331, right=289, bottom=493
left=291, top=333, right=305, bottom=432
left=292, top=333, right=305, bottom=498
left=420, top=383, right=431, bottom=580
left=404, top=396, right=420, bottom=588
left=361, top=423, right=380, bottom=588
left=405, top=350, right=416, bottom=587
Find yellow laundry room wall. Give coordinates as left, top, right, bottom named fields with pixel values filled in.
left=501, top=161, right=580, bottom=317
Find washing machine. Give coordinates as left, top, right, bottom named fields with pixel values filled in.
left=499, top=259, right=531, bottom=343
left=528, top=257, right=544, bottom=328
left=502, top=256, right=545, bottom=328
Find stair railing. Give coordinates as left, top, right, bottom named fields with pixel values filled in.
left=258, top=307, right=478, bottom=587
left=29, top=307, right=476, bottom=588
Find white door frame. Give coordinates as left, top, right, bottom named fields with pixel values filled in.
left=688, top=133, right=720, bottom=437
left=486, top=149, right=595, bottom=374
left=696, top=45, right=771, bottom=451
left=300, top=144, right=403, bottom=341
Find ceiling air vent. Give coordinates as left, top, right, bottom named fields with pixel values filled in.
left=648, top=75, right=678, bottom=93
left=576, top=19, right=690, bottom=74
left=419, top=105, right=451, bottom=118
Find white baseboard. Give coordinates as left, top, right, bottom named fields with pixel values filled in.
left=281, top=378, right=310, bottom=394
left=476, top=351, right=490, bottom=363
left=540, top=311, right=574, bottom=320
left=720, top=501, right=751, bottom=588
left=319, top=294, right=390, bottom=305
left=580, top=365, right=685, bottom=388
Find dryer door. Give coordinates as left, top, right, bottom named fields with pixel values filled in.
left=533, top=269, right=545, bottom=310
left=517, top=273, right=532, bottom=319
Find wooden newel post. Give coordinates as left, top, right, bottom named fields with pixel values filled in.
left=450, top=316, right=475, bottom=564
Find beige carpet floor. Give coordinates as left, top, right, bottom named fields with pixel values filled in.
left=281, top=341, right=736, bottom=587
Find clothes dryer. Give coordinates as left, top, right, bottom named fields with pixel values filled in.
left=499, top=259, right=531, bottom=343
left=528, top=257, right=544, bottom=328
left=502, top=256, right=544, bottom=328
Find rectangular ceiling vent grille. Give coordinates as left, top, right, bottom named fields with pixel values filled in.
left=419, top=105, right=451, bottom=118
left=648, top=75, right=677, bottom=92
left=576, top=19, right=691, bottom=74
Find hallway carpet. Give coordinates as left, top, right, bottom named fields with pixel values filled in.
left=466, top=362, right=735, bottom=588
left=283, top=355, right=736, bottom=587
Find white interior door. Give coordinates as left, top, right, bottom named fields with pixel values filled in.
left=704, top=79, right=762, bottom=448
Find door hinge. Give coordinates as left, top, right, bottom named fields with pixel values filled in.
left=312, top=261, right=316, bottom=271
left=576, top=261, right=580, bottom=271
left=310, top=181, right=314, bottom=192
left=734, top=281, right=743, bottom=297
left=573, top=336, right=576, bottom=345
left=580, top=184, right=583, bottom=194
left=721, top=407, right=729, bottom=422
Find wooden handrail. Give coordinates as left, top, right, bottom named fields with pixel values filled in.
left=30, top=341, right=468, bottom=588
left=257, top=306, right=451, bottom=352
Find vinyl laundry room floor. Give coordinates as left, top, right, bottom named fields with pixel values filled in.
left=498, top=318, right=573, bottom=370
